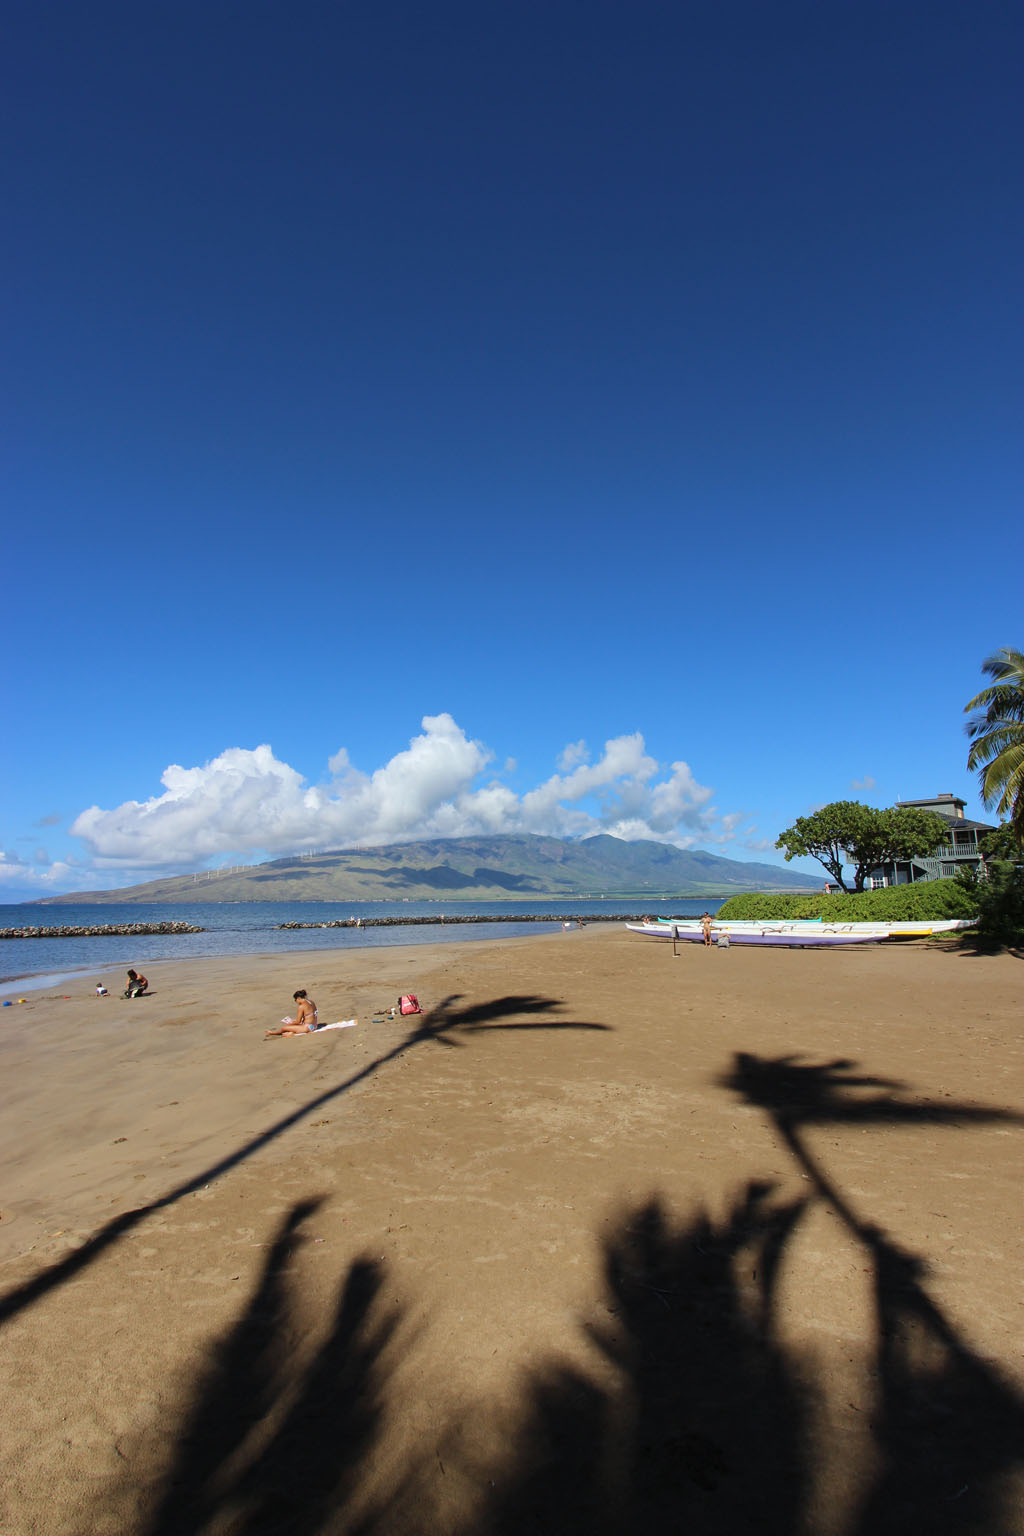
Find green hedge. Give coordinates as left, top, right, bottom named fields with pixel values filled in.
left=956, top=862, right=1024, bottom=946
left=716, top=879, right=977, bottom=923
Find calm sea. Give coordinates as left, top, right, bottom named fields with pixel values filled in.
left=0, top=898, right=725, bottom=993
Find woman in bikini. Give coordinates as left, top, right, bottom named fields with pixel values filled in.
left=265, top=990, right=319, bottom=1038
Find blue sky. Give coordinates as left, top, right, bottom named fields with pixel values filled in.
left=3, top=1, right=1021, bottom=899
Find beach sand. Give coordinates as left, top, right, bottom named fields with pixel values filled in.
left=1, top=926, right=1021, bottom=1534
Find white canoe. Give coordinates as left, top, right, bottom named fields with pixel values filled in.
left=643, top=917, right=972, bottom=938
left=625, top=923, right=888, bottom=947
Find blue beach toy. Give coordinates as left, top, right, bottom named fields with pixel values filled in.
left=2, top=1000, right=12, bottom=1006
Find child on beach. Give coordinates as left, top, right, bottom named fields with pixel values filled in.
left=266, top=990, right=319, bottom=1037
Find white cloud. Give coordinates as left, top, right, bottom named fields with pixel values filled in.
left=0, top=850, right=87, bottom=897
left=850, top=775, right=876, bottom=792
left=65, top=714, right=731, bottom=880
left=557, top=740, right=589, bottom=772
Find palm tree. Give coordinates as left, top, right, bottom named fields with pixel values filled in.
left=964, top=647, right=1024, bottom=836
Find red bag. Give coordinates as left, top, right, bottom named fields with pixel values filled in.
left=398, top=993, right=422, bottom=1016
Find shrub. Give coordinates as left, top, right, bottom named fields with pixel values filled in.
left=716, top=880, right=978, bottom=923
left=955, top=862, right=1024, bottom=947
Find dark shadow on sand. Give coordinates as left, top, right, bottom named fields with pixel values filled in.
left=72, top=1051, right=1024, bottom=1534
left=715, top=1051, right=1024, bottom=1535
left=95, top=1199, right=399, bottom=1536
left=0, top=993, right=607, bottom=1328
left=944, top=934, right=1024, bottom=960
left=444, top=1054, right=1024, bottom=1533
left=462, top=1183, right=813, bottom=1536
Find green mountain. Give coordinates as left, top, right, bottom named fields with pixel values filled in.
left=40, top=834, right=820, bottom=903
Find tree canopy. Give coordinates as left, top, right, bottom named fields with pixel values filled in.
left=965, top=647, right=1024, bottom=837
left=775, top=801, right=949, bottom=893
left=979, top=821, right=1023, bottom=861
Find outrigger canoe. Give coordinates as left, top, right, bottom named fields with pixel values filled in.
left=626, top=923, right=888, bottom=947
left=635, top=917, right=972, bottom=939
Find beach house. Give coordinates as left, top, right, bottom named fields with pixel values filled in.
left=864, top=794, right=995, bottom=887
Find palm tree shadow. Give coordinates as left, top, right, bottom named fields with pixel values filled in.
left=402, top=994, right=610, bottom=1048
left=851, top=1231, right=1024, bottom=1536
left=719, top=1051, right=1024, bottom=1133
left=108, top=1199, right=401, bottom=1536
left=84, top=1156, right=1023, bottom=1534
left=720, top=1051, right=1024, bottom=1534
left=464, top=1184, right=815, bottom=1536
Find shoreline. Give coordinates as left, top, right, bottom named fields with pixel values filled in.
left=0, top=901, right=717, bottom=992
left=0, top=921, right=589, bottom=994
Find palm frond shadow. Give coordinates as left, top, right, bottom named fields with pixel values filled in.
left=108, top=1198, right=400, bottom=1536
left=93, top=1178, right=1023, bottom=1534
left=403, top=993, right=611, bottom=1048
left=718, top=1050, right=1024, bottom=1535
left=464, top=1189, right=1024, bottom=1535
left=50, top=1047, right=1024, bottom=1535
left=0, top=993, right=604, bottom=1327
left=456, top=1183, right=813, bottom=1536
left=720, top=1050, right=1024, bottom=1130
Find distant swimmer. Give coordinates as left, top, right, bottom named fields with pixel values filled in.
left=266, top=990, right=319, bottom=1038
left=124, top=969, right=149, bottom=997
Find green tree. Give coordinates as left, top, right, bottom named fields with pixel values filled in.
left=965, top=647, right=1024, bottom=837
left=775, top=801, right=948, bottom=893
left=979, top=821, right=1023, bottom=861
left=956, top=860, right=1024, bottom=947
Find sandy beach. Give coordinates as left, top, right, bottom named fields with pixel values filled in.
left=1, top=925, right=1021, bottom=1534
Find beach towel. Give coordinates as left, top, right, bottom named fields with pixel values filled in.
left=280, top=1016, right=357, bottom=1031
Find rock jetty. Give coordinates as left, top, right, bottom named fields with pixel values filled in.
left=276, top=913, right=650, bottom=930
left=0, top=922, right=205, bottom=940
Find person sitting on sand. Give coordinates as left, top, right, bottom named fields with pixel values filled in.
left=124, top=969, right=149, bottom=998
left=265, top=990, right=319, bottom=1038
left=701, top=912, right=714, bottom=948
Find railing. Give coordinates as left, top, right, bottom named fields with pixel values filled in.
left=934, top=844, right=978, bottom=859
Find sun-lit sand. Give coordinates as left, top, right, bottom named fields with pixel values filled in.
left=1, top=926, right=1021, bottom=1534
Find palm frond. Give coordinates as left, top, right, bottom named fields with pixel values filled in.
left=964, top=648, right=1024, bottom=829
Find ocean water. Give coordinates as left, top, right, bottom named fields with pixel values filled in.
left=0, top=898, right=725, bottom=992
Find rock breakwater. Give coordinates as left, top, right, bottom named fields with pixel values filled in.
left=276, top=913, right=651, bottom=929
left=0, top=922, right=206, bottom=940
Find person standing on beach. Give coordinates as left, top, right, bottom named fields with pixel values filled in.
left=124, top=968, right=149, bottom=997
left=701, top=912, right=714, bottom=947
left=266, top=990, right=319, bottom=1037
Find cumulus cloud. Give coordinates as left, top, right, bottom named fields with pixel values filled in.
left=557, top=740, right=589, bottom=772
left=67, top=713, right=729, bottom=876
left=0, top=850, right=86, bottom=897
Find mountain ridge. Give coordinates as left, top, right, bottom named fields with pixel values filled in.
left=33, top=833, right=820, bottom=903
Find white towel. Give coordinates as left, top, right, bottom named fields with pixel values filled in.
left=317, top=1019, right=357, bottom=1031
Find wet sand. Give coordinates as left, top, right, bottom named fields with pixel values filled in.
left=1, top=926, right=1022, bottom=1534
